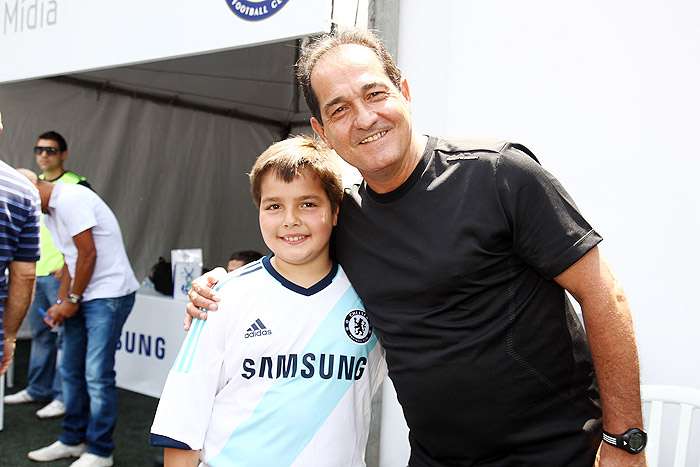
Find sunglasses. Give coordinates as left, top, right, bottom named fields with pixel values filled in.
left=34, top=146, right=61, bottom=155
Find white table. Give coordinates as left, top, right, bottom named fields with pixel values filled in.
left=114, top=288, right=188, bottom=398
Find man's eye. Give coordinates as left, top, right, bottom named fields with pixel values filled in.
left=332, top=106, right=346, bottom=116
left=368, top=91, right=384, bottom=100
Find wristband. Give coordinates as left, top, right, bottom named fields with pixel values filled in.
left=68, top=293, right=82, bottom=304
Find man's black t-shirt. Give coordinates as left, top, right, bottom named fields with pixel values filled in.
left=333, top=136, right=602, bottom=465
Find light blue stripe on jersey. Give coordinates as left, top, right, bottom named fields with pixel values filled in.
left=174, top=264, right=261, bottom=374
left=173, top=317, right=206, bottom=373
left=213, top=261, right=263, bottom=293
left=177, top=263, right=262, bottom=373
left=208, top=287, right=379, bottom=467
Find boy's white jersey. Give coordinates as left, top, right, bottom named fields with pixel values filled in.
left=150, top=256, right=387, bottom=467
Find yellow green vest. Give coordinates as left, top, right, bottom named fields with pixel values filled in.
left=35, top=171, right=89, bottom=276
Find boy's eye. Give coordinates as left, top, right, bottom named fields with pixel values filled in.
left=301, top=202, right=316, bottom=208
left=265, top=204, right=280, bottom=210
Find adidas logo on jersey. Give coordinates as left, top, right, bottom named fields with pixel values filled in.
left=245, top=318, right=272, bottom=339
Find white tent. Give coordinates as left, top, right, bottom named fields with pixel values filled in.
left=0, top=0, right=381, bottom=278
left=1, top=3, right=397, bottom=465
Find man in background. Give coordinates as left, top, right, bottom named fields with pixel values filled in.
left=226, top=250, right=263, bottom=272
left=0, top=109, right=41, bottom=376
left=20, top=170, right=138, bottom=467
left=5, top=131, right=91, bottom=419
left=35, top=131, right=90, bottom=188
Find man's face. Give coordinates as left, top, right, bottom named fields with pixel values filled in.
left=35, top=138, right=66, bottom=174
left=310, top=44, right=414, bottom=190
left=227, top=259, right=246, bottom=272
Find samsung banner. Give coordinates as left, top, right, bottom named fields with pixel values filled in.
left=0, top=0, right=329, bottom=83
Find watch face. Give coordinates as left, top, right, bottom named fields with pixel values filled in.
left=629, top=432, right=644, bottom=452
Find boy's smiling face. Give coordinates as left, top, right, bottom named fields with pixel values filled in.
left=258, top=170, right=338, bottom=280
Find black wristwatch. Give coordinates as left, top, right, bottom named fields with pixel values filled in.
left=602, top=428, right=647, bottom=454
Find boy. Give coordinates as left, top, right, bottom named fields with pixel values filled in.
left=150, top=135, right=386, bottom=467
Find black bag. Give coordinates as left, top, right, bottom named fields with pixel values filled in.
left=149, top=257, right=173, bottom=296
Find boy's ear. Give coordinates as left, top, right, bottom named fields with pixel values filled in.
left=332, top=201, right=340, bottom=227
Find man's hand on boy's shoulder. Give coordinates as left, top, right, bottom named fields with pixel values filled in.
left=184, top=267, right=227, bottom=330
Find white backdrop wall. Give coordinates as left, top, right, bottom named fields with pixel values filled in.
left=399, top=0, right=700, bottom=390
left=0, top=79, right=282, bottom=279
left=384, top=1, right=700, bottom=464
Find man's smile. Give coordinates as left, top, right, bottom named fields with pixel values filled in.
left=360, top=130, right=387, bottom=144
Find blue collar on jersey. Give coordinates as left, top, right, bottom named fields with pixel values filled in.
left=262, top=255, right=339, bottom=296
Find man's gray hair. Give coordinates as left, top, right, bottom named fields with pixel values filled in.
left=295, top=28, right=402, bottom=125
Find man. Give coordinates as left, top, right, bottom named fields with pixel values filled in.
left=226, top=250, right=263, bottom=272
left=0, top=110, right=41, bottom=377
left=189, top=29, right=646, bottom=466
left=5, top=131, right=91, bottom=419
left=35, top=131, right=91, bottom=188
left=20, top=171, right=139, bottom=467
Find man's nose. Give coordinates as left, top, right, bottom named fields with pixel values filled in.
left=353, top=102, right=378, bottom=130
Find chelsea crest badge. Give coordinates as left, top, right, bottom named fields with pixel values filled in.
left=344, top=309, right=372, bottom=344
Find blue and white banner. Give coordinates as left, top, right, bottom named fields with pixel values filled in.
left=0, top=0, right=330, bottom=83
left=115, top=288, right=191, bottom=398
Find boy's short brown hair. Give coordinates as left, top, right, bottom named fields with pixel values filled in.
left=249, top=135, right=344, bottom=211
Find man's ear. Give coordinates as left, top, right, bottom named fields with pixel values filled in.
left=61, top=150, right=68, bottom=164
left=311, top=117, right=331, bottom=148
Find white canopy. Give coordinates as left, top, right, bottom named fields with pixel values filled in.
left=0, top=0, right=369, bottom=278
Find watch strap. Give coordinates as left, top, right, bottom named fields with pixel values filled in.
left=68, top=293, right=82, bottom=304
left=602, top=431, right=621, bottom=447
left=602, top=428, right=647, bottom=454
